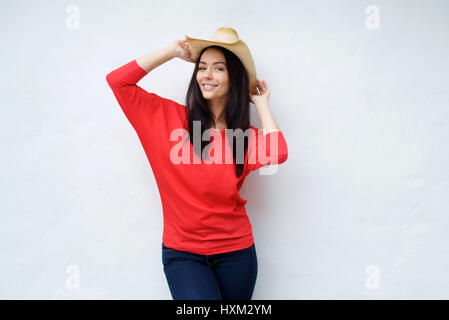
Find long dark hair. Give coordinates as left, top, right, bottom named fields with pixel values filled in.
left=183, top=45, right=251, bottom=178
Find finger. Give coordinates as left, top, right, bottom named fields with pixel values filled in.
left=259, top=81, right=265, bottom=93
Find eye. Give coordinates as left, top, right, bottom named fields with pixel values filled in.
left=199, top=67, right=224, bottom=71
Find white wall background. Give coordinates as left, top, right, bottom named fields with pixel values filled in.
left=1, top=0, right=448, bottom=299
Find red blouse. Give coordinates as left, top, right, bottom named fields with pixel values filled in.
left=106, top=59, right=288, bottom=255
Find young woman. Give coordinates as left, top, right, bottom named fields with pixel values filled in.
left=106, top=28, right=288, bottom=300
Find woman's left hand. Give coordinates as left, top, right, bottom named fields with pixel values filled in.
left=250, top=79, right=271, bottom=106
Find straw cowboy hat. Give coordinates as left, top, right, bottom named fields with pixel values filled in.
left=185, top=27, right=258, bottom=96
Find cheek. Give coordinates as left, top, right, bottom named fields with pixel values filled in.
left=223, top=76, right=230, bottom=87
left=220, top=75, right=229, bottom=85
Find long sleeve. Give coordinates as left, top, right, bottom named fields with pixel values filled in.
left=245, top=128, right=289, bottom=173
left=106, top=59, right=167, bottom=133
left=106, top=62, right=284, bottom=256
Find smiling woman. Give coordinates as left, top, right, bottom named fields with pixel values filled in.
left=186, top=44, right=253, bottom=178
left=106, top=27, right=288, bottom=301
left=196, top=48, right=230, bottom=127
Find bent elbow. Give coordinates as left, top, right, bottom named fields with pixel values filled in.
left=278, top=152, right=288, bottom=164
left=106, top=72, right=116, bottom=87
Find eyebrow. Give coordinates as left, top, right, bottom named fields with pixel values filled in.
left=199, top=61, right=226, bottom=65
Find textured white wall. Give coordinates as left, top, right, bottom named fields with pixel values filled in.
left=1, top=0, right=448, bottom=299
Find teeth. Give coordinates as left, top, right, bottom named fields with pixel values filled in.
left=204, top=84, right=217, bottom=89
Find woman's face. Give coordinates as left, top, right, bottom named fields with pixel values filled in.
left=196, top=48, right=230, bottom=101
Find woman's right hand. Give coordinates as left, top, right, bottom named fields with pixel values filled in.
left=170, top=39, right=196, bottom=63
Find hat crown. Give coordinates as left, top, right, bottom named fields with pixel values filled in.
left=209, top=27, right=240, bottom=44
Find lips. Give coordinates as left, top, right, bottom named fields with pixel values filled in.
left=203, top=84, right=218, bottom=90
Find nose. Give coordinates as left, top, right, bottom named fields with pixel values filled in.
left=205, top=68, right=212, bottom=79
left=204, top=67, right=214, bottom=79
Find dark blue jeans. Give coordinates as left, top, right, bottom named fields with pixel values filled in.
left=162, top=242, right=258, bottom=300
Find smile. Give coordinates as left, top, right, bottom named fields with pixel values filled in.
left=203, top=84, right=218, bottom=90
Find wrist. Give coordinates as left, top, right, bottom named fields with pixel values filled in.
left=255, top=101, right=270, bottom=110
left=164, top=43, right=178, bottom=60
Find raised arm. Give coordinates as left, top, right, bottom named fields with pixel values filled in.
left=136, top=39, right=196, bottom=72
left=246, top=128, right=289, bottom=173
left=246, top=79, right=288, bottom=173
left=135, top=44, right=176, bottom=73
left=106, top=41, right=193, bottom=131
left=106, top=40, right=196, bottom=123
